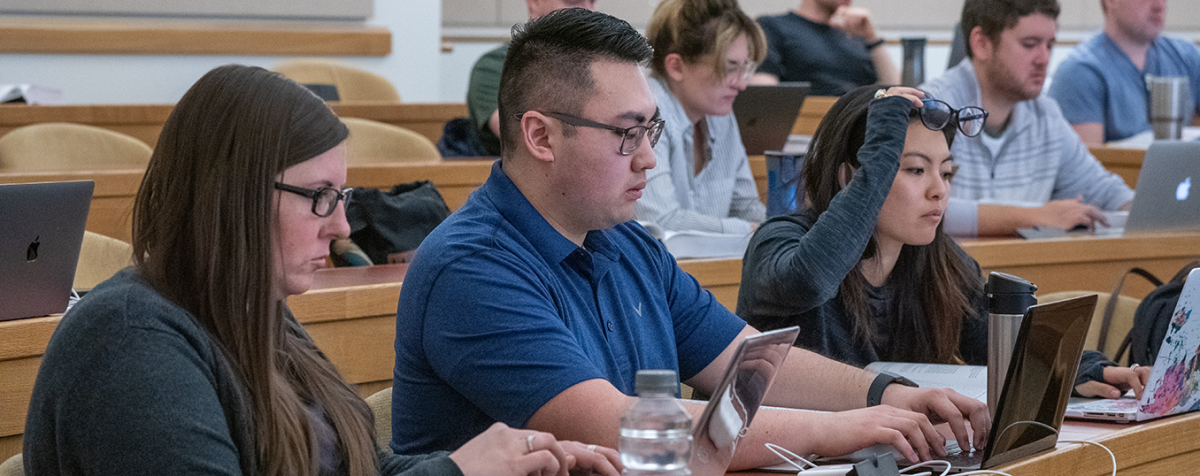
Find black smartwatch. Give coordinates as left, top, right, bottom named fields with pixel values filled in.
left=867, top=371, right=919, bottom=407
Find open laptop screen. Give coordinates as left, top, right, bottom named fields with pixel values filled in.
left=691, top=326, right=799, bottom=476
left=982, top=294, right=1095, bottom=468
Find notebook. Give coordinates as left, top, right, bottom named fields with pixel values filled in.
left=0, top=181, right=93, bottom=322
left=1065, top=267, right=1200, bottom=423
left=807, top=295, right=1095, bottom=473
left=732, top=83, right=810, bottom=156
left=691, top=326, right=800, bottom=476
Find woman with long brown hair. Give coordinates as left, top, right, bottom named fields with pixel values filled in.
left=23, top=64, right=620, bottom=476
left=736, top=84, right=1149, bottom=400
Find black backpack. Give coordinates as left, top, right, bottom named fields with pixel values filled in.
left=1100, top=261, right=1200, bottom=365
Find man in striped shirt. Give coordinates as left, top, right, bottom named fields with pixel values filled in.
left=921, top=0, right=1133, bottom=237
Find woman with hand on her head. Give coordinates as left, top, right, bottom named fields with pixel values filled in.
left=22, top=65, right=621, bottom=476
left=637, top=0, right=768, bottom=234
left=735, top=85, right=1151, bottom=409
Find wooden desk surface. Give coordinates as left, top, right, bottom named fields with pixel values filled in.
left=0, top=102, right=466, bottom=147
left=679, top=231, right=1200, bottom=312
left=731, top=412, right=1200, bottom=476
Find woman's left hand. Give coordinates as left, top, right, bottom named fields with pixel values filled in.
left=1075, top=365, right=1153, bottom=400
left=559, top=441, right=622, bottom=476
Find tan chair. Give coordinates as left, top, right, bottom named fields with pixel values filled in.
left=0, top=453, right=22, bottom=476
left=364, top=387, right=393, bottom=447
left=0, top=123, right=152, bottom=171
left=273, top=59, right=401, bottom=102
left=341, top=117, right=440, bottom=165
left=1038, top=291, right=1142, bottom=364
left=74, top=231, right=134, bottom=292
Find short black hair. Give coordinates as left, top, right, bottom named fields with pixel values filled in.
left=961, top=0, right=1060, bottom=59
left=497, top=7, right=652, bottom=157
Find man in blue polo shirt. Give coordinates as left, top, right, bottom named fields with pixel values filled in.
left=1048, top=0, right=1200, bottom=144
left=392, top=8, right=989, bottom=470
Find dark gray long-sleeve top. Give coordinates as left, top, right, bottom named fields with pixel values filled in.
left=734, top=96, right=1110, bottom=383
left=23, top=268, right=463, bottom=476
left=735, top=96, right=987, bottom=366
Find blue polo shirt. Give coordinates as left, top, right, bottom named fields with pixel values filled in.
left=1048, top=32, right=1200, bottom=142
left=390, top=160, right=745, bottom=454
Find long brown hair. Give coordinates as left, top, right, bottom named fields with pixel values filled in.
left=801, top=85, right=980, bottom=364
left=133, top=65, right=377, bottom=476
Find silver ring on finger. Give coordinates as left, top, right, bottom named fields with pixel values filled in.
left=526, top=434, right=536, bottom=453
left=587, top=444, right=597, bottom=452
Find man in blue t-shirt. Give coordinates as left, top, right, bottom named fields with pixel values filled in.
left=1048, top=0, right=1200, bottom=144
left=751, top=0, right=899, bottom=95
left=392, top=7, right=989, bottom=471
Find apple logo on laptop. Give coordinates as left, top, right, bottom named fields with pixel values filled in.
left=26, top=235, right=39, bottom=262
left=1178, top=177, right=1192, bottom=202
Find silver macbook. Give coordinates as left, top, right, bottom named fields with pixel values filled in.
left=690, top=326, right=800, bottom=476
left=1017, top=140, right=1200, bottom=238
left=1124, top=141, right=1200, bottom=234
left=732, top=83, right=810, bottom=156
left=1066, top=267, right=1200, bottom=422
left=0, top=181, right=93, bottom=321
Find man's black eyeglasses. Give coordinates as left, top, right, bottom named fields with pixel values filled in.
left=519, top=111, right=665, bottom=155
left=274, top=182, right=353, bottom=218
left=919, top=98, right=989, bottom=137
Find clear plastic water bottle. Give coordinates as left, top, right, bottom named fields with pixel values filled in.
left=620, top=369, right=693, bottom=476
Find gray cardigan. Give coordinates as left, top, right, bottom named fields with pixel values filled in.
left=23, top=268, right=463, bottom=476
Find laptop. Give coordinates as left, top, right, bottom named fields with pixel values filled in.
left=690, top=326, right=800, bottom=476
left=1124, top=141, right=1200, bottom=234
left=0, top=181, right=93, bottom=322
left=732, top=83, right=810, bottom=156
left=802, top=295, right=1095, bottom=474
left=1066, top=267, right=1200, bottom=422
left=940, top=294, right=1095, bottom=471
left=1018, top=141, right=1200, bottom=239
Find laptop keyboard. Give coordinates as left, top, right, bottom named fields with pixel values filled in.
left=941, top=440, right=982, bottom=467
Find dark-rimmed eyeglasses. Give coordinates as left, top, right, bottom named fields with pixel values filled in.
left=274, top=182, right=352, bottom=218
left=919, top=98, right=989, bottom=137
left=519, top=111, right=665, bottom=156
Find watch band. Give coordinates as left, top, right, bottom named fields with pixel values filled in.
left=865, top=38, right=886, bottom=50
left=867, top=371, right=919, bottom=407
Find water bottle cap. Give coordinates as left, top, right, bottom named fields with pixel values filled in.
left=635, top=369, right=678, bottom=395
left=986, top=272, right=1038, bottom=315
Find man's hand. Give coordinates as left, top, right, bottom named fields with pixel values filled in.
left=1032, top=197, right=1107, bottom=230
left=803, top=406, right=943, bottom=463
left=881, top=386, right=991, bottom=457
left=829, top=6, right=879, bottom=42
left=1076, top=365, right=1153, bottom=400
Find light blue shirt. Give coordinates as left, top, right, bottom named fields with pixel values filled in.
left=921, top=61, right=1135, bottom=236
left=637, top=76, right=766, bottom=234
left=1048, top=32, right=1200, bottom=142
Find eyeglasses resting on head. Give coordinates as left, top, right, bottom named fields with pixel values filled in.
left=517, top=110, right=666, bottom=156
left=917, top=98, right=989, bottom=137
left=274, top=182, right=353, bottom=218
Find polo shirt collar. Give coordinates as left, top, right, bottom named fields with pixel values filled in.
left=482, top=160, right=622, bottom=266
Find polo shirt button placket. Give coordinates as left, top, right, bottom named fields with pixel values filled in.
left=606, top=321, right=615, bottom=332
